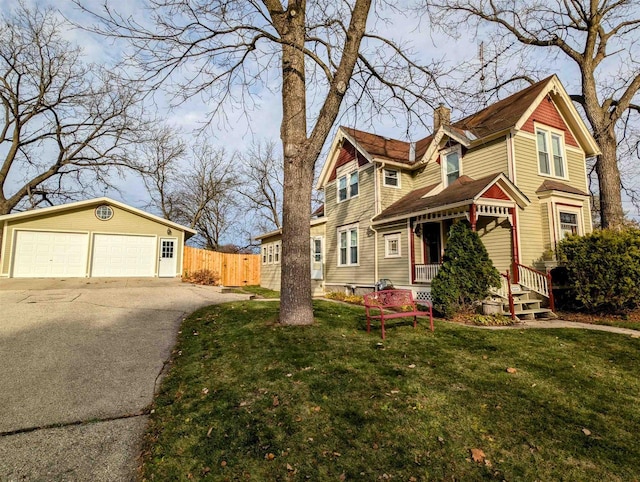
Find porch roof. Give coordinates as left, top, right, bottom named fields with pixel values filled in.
left=373, top=173, right=530, bottom=224
left=536, top=179, right=589, bottom=197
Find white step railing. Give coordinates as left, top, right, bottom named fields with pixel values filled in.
left=491, top=275, right=510, bottom=299
left=414, top=263, right=440, bottom=283
left=517, top=264, right=550, bottom=297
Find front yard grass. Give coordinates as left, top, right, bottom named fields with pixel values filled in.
left=141, top=300, right=640, bottom=481
left=229, top=285, right=280, bottom=299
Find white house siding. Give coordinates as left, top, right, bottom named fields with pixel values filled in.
left=376, top=223, right=411, bottom=286
left=477, top=217, right=513, bottom=274
left=324, top=164, right=377, bottom=289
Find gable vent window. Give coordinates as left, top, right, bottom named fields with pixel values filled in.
left=537, top=127, right=566, bottom=178
left=95, top=205, right=113, bottom=221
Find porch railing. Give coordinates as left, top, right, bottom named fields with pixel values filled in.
left=516, top=263, right=555, bottom=311
left=414, top=263, right=441, bottom=283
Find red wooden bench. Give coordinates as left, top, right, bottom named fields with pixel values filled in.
left=363, top=289, right=433, bottom=339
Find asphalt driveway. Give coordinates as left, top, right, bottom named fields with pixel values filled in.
left=0, top=278, right=249, bottom=481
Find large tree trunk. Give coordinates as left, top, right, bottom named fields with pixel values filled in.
left=279, top=3, right=314, bottom=325
left=595, top=128, right=624, bottom=230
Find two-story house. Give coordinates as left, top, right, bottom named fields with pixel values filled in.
left=258, top=75, right=600, bottom=309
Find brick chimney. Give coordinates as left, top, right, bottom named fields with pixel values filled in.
left=434, top=103, right=451, bottom=131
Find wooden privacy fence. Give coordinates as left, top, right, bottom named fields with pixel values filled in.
left=183, top=246, right=260, bottom=286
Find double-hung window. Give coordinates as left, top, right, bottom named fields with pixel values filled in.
left=383, top=169, right=400, bottom=188
left=559, top=211, right=579, bottom=238
left=537, top=127, right=566, bottom=178
left=337, top=170, right=359, bottom=202
left=262, top=247, right=267, bottom=264
left=441, top=146, right=461, bottom=186
left=274, top=243, right=280, bottom=263
left=338, top=225, right=358, bottom=266
left=268, top=245, right=273, bottom=263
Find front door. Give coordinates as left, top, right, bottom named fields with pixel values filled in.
left=158, top=238, right=177, bottom=277
left=423, top=223, right=441, bottom=264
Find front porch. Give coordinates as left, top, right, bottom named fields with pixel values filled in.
left=409, top=203, right=517, bottom=284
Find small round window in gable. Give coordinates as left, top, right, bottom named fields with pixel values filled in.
left=95, top=205, right=113, bottom=221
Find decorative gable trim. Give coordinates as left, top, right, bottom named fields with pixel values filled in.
left=481, top=184, right=510, bottom=201
left=521, top=96, right=579, bottom=147
left=514, top=75, right=600, bottom=156
left=316, top=127, right=372, bottom=189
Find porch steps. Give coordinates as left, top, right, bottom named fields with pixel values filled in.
left=501, top=286, right=558, bottom=321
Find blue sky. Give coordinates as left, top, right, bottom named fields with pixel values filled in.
left=3, top=0, right=638, bottom=232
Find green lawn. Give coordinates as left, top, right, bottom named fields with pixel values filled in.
left=141, top=301, right=640, bottom=481
left=230, top=285, right=280, bottom=299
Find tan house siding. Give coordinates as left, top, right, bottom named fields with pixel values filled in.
left=513, top=132, right=591, bottom=267
left=379, top=169, right=414, bottom=211
left=377, top=223, right=410, bottom=286
left=513, top=134, right=547, bottom=267
left=2, top=204, right=185, bottom=276
left=259, top=222, right=326, bottom=296
left=477, top=217, right=512, bottom=274
left=566, top=148, right=589, bottom=194
left=462, top=137, right=509, bottom=179
left=325, top=164, right=376, bottom=288
left=413, top=160, right=441, bottom=190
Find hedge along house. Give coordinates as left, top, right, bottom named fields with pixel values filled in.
left=0, top=197, right=196, bottom=278
left=258, top=75, right=600, bottom=312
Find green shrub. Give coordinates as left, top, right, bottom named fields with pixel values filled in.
left=431, top=221, right=501, bottom=318
left=556, top=228, right=640, bottom=313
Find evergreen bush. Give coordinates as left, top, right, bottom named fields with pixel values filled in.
left=556, top=228, right=640, bottom=313
left=431, top=221, right=501, bottom=318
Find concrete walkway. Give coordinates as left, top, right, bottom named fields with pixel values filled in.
left=468, top=318, right=640, bottom=337
left=0, top=278, right=249, bottom=482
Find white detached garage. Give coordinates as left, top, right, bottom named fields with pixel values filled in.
left=0, top=197, right=196, bottom=278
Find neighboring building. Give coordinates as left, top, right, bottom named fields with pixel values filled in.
left=0, top=197, right=196, bottom=278
left=258, top=75, right=600, bottom=307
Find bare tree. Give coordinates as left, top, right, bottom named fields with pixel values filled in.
left=139, top=125, right=186, bottom=220
left=422, top=0, right=640, bottom=230
left=238, top=140, right=283, bottom=233
left=76, top=0, right=442, bottom=325
left=142, top=139, right=240, bottom=250
left=0, top=3, right=147, bottom=216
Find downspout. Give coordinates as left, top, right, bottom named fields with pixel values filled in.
left=369, top=162, right=382, bottom=284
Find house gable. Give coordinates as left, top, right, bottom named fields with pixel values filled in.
left=481, top=184, right=510, bottom=201
left=521, top=95, right=579, bottom=148
left=328, top=140, right=370, bottom=182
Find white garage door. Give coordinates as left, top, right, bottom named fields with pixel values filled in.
left=12, top=231, right=89, bottom=278
left=91, top=234, right=156, bottom=277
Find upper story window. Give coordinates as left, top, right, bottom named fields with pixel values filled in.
left=338, top=170, right=359, bottom=202
left=338, top=224, right=358, bottom=266
left=441, top=146, right=461, bottom=186
left=536, top=127, right=566, bottom=178
left=383, top=169, right=400, bottom=188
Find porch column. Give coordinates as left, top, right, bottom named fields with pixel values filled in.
left=469, top=203, right=477, bottom=231
left=509, top=207, right=520, bottom=283
left=410, top=220, right=416, bottom=284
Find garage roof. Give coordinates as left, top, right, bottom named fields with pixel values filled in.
left=0, top=197, right=197, bottom=237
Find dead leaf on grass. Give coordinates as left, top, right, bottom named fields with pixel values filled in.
left=506, top=367, right=517, bottom=374
left=265, top=453, right=275, bottom=461
left=273, top=396, right=280, bottom=407
left=582, top=428, right=592, bottom=436
left=470, top=448, right=486, bottom=463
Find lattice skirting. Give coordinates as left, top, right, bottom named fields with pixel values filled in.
left=415, top=290, right=433, bottom=303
